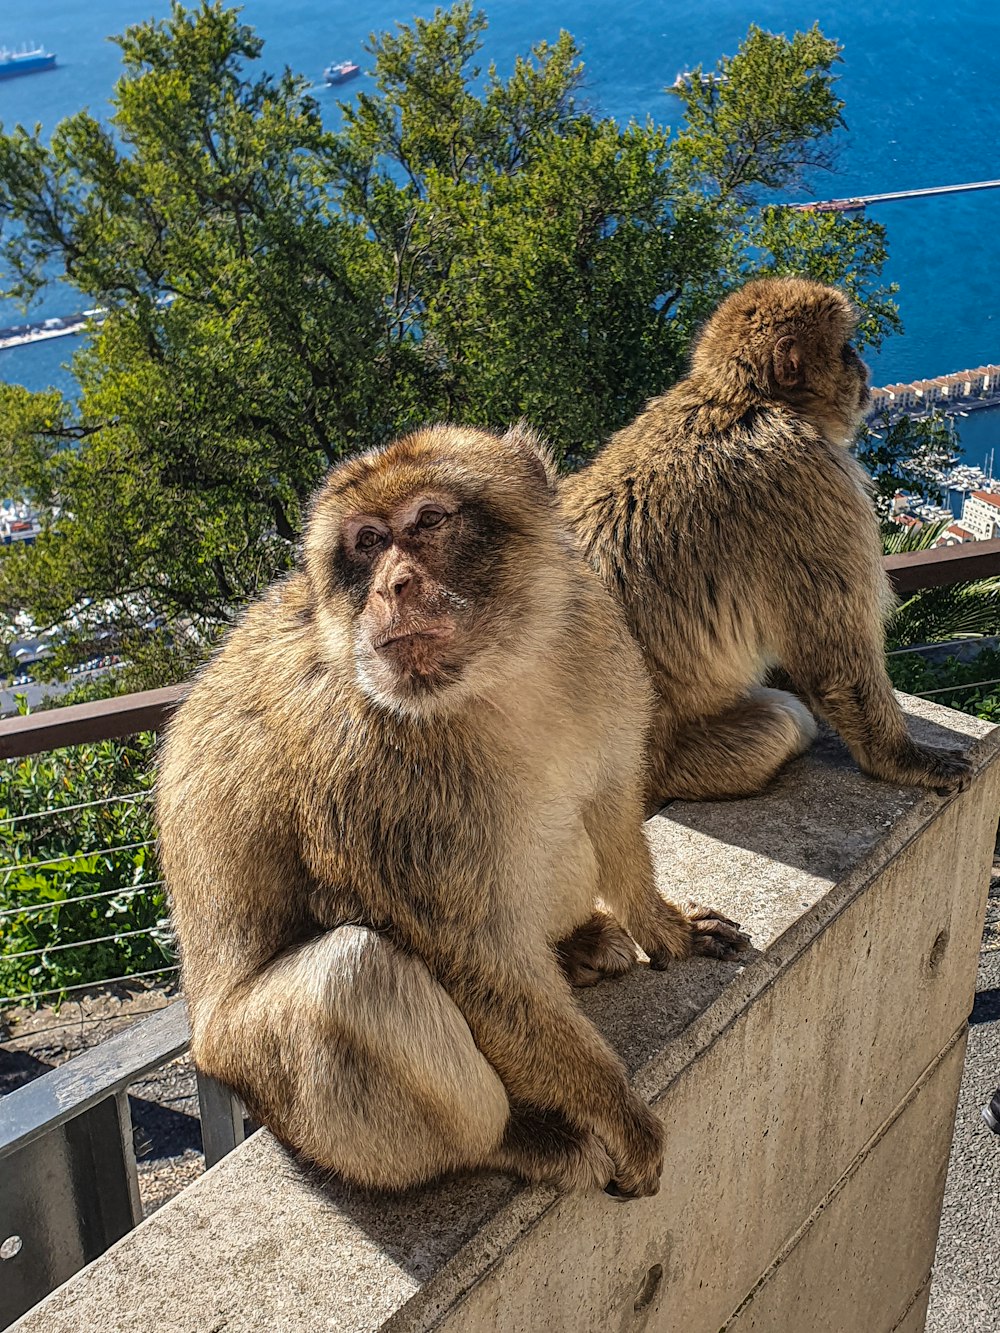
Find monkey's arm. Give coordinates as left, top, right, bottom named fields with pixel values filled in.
left=776, top=572, right=970, bottom=794
left=582, top=796, right=749, bottom=961
left=757, top=450, right=972, bottom=795
left=441, top=946, right=663, bottom=1198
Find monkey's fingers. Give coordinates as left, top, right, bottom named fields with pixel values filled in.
left=683, top=899, right=743, bottom=930
left=919, top=745, right=973, bottom=796
left=602, top=1104, right=663, bottom=1200
left=682, top=902, right=751, bottom=958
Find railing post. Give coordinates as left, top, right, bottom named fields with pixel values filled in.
left=0, top=1096, right=139, bottom=1328
left=114, top=1089, right=143, bottom=1226
left=195, top=1070, right=246, bottom=1167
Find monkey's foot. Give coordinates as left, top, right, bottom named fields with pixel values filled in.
left=601, top=1098, right=664, bottom=1200
left=556, top=912, right=637, bottom=987
left=912, top=743, right=973, bottom=796
left=869, top=741, right=973, bottom=796
left=493, top=1106, right=614, bottom=1193
left=682, top=900, right=751, bottom=960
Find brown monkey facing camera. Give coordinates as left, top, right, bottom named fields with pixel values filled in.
left=157, top=424, right=746, bottom=1198
left=562, top=276, right=971, bottom=807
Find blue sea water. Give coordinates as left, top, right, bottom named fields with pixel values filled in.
left=4, top=0, right=1000, bottom=461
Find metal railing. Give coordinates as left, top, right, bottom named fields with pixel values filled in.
left=2, top=537, right=1000, bottom=1326
left=0, top=687, right=243, bottom=1331
left=882, top=535, right=1000, bottom=595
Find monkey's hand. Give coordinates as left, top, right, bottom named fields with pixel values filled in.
left=629, top=896, right=749, bottom=967
left=601, top=1096, right=664, bottom=1200
left=679, top=900, right=751, bottom=961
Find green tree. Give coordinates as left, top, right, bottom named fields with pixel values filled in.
left=854, top=410, right=956, bottom=520
left=882, top=517, right=1000, bottom=649
left=0, top=2, right=902, bottom=681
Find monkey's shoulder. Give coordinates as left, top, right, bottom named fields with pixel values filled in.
left=163, top=575, right=351, bottom=767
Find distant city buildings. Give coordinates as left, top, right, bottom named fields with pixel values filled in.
left=890, top=488, right=1000, bottom=547
left=956, top=491, right=1000, bottom=542
left=870, top=365, right=1000, bottom=418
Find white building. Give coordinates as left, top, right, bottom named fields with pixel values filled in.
left=958, top=490, right=1000, bottom=541
left=933, top=523, right=976, bottom=547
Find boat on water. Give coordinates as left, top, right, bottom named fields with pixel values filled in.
left=671, top=69, right=728, bottom=90
left=791, top=198, right=866, bottom=214
left=324, top=60, right=360, bottom=86
left=0, top=44, right=57, bottom=80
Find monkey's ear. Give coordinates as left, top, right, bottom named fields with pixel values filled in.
left=772, top=335, right=805, bottom=390
left=501, top=421, right=559, bottom=494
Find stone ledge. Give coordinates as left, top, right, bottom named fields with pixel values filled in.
left=14, top=695, right=1000, bottom=1333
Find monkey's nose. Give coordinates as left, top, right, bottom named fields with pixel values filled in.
left=392, top=572, right=412, bottom=600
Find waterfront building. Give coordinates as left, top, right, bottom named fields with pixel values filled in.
left=933, top=523, right=977, bottom=547
left=959, top=490, right=1000, bottom=541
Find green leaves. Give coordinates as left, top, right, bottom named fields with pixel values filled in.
left=0, top=734, right=167, bottom=1004
left=670, top=24, right=844, bottom=200
left=855, top=411, right=955, bottom=519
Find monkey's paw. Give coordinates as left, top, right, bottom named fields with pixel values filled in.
left=680, top=900, right=751, bottom=961
left=498, top=1107, right=615, bottom=1193
left=557, top=912, right=637, bottom=987
left=912, top=744, right=973, bottom=796
left=554, top=1131, right=617, bottom=1194
left=602, top=1100, right=664, bottom=1201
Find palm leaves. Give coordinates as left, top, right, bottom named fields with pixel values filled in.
left=883, top=519, right=1000, bottom=649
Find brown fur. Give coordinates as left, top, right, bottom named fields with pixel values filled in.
left=156, top=424, right=746, bottom=1198
left=561, top=276, right=971, bottom=804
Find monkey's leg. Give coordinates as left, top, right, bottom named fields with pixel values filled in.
left=583, top=796, right=750, bottom=964
left=556, top=911, right=637, bottom=987
left=645, top=686, right=819, bottom=808
left=444, top=949, right=664, bottom=1199
left=193, top=926, right=613, bottom=1194
left=786, top=647, right=971, bottom=794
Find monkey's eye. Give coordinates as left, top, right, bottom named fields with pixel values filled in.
left=356, top=528, right=386, bottom=553
left=417, top=508, right=448, bottom=530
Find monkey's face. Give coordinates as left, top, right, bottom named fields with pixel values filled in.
left=340, top=490, right=487, bottom=703
left=307, top=426, right=561, bottom=715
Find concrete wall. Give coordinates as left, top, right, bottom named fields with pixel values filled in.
left=12, top=696, right=999, bottom=1333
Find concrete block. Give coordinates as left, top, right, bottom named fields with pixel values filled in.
left=722, top=1036, right=964, bottom=1332
left=12, top=697, right=999, bottom=1333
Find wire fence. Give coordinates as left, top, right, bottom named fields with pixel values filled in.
left=2, top=632, right=998, bottom=1012
left=1, top=729, right=172, bottom=1010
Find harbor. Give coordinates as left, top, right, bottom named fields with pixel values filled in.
left=869, top=364, right=1000, bottom=421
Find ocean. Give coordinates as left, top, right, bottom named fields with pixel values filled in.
left=4, top=0, right=1000, bottom=465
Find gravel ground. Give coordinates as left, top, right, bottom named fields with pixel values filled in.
left=0, top=984, right=205, bottom=1218
left=925, top=860, right=1000, bottom=1332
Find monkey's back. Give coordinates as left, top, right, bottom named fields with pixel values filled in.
left=561, top=387, right=888, bottom=715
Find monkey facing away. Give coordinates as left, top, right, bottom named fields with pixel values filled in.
left=561, top=276, right=971, bottom=806
left=157, top=425, right=746, bottom=1197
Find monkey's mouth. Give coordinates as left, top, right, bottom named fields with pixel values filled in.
left=370, top=625, right=460, bottom=688
left=373, top=626, right=454, bottom=652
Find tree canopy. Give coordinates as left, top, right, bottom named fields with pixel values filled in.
left=0, top=2, right=923, bottom=679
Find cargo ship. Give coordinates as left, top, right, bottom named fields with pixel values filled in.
left=0, top=45, right=57, bottom=80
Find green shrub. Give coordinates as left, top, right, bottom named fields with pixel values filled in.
left=887, top=647, right=1000, bottom=723
left=0, top=727, right=173, bottom=1006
